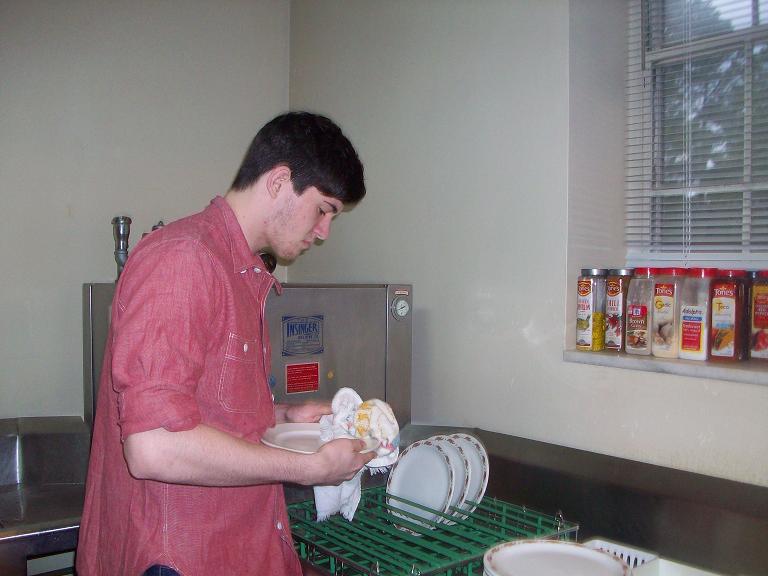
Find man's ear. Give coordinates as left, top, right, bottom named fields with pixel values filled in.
left=265, top=166, right=291, bottom=199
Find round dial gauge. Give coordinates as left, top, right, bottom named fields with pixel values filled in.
left=391, top=297, right=410, bottom=320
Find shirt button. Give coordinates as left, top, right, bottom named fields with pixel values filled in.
left=243, top=343, right=249, bottom=353
left=253, top=267, right=261, bottom=273
left=276, top=521, right=283, bottom=530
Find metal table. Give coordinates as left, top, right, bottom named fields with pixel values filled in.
left=0, top=483, right=84, bottom=575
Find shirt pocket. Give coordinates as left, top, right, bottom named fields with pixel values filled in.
left=218, top=332, right=267, bottom=413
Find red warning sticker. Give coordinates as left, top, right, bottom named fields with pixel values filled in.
left=285, top=362, right=319, bottom=394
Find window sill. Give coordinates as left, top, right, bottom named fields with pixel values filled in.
left=563, top=350, right=768, bottom=386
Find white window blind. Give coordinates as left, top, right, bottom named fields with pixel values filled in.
left=626, top=0, right=768, bottom=268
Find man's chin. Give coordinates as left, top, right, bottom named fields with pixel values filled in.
left=273, top=250, right=301, bottom=266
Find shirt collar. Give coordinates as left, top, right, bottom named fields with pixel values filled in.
left=210, top=196, right=265, bottom=275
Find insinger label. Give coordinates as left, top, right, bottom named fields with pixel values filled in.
left=281, top=315, right=324, bottom=356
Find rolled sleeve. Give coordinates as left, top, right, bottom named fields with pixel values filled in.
left=111, top=238, right=222, bottom=441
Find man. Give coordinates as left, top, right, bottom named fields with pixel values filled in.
left=76, top=112, right=373, bottom=576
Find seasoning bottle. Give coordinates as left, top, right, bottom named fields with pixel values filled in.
left=626, top=268, right=656, bottom=355
left=748, top=270, right=768, bottom=361
left=605, top=268, right=634, bottom=351
left=576, top=268, right=607, bottom=351
left=678, top=268, right=716, bottom=361
left=744, top=271, right=758, bottom=360
left=709, top=269, right=747, bottom=361
left=651, top=268, right=686, bottom=358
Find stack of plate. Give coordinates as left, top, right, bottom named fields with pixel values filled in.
left=483, top=540, right=629, bottom=576
left=385, top=433, right=489, bottom=529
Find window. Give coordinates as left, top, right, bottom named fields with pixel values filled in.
left=626, top=0, right=768, bottom=268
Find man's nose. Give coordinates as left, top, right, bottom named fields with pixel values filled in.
left=314, top=214, right=332, bottom=241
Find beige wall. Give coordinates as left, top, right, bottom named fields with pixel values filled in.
left=0, top=0, right=290, bottom=418
left=2, top=0, right=766, bottom=487
left=288, top=0, right=768, bottom=486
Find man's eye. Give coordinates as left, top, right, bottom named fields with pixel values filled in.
left=318, top=208, right=327, bottom=216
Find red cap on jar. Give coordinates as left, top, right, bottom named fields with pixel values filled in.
left=633, top=267, right=655, bottom=277
left=687, top=268, right=718, bottom=278
left=717, top=269, right=747, bottom=278
left=759, top=270, right=768, bottom=278
left=660, top=267, right=686, bottom=276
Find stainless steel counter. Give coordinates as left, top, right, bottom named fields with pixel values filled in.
left=402, top=425, right=768, bottom=576
left=0, top=417, right=88, bottom=575
left=2, top=421, right=767, bottom=575
left=0, top=483, right=83, bottom=574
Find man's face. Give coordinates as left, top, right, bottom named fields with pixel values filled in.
left=267, top=184, right=344, bottom=263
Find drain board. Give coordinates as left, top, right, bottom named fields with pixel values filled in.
left=288, top=486, right=578, bottom=575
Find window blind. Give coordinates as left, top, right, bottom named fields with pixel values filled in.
left=626, top=0, right=768, bottom=268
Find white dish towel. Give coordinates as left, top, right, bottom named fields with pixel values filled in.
left=314, top=388, right=400, bottom=521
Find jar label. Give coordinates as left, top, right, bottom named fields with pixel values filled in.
left=754, top=286, right=768, bottom=329
left=652, top=283, right=676, bottom=351
left=751, top=285, right=768, bottom=358
left=578, top=279, right=592, bottom=297
left=626, top=304, right=648, bottom=349
left=711, top=288, right=736, bottom=357
left=576, top=280, right=594, bottom=347
left=680, top=305, right=705, bottom=352
left=605, top=291, right=624, bottom=349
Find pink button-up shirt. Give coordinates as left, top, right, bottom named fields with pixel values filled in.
left=77, top=197, right=301, bottom=576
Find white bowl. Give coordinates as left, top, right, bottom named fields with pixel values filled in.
left=484, top=540, right=629, bottom=576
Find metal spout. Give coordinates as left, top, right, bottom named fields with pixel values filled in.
left=112, top=216, right=132, bottom=281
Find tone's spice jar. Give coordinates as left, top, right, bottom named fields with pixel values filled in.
left=576, top=268, right=607, bottom=351
left=626, top=267, right=656, bottom=355
left=709, top=269, right=746, bottom=361
left=749, top=270, right=768, bottom=360
left=605, top=268, right=634, bottom=351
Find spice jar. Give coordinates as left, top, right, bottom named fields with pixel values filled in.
left=651, top=267, right=686, bottom=358
left=678, top=268, right=717, bottom=361
left=626, top=268, right=656, bottom=356
left=605, top=268, right=634, bottom=351
left=748, top=270, right=768, bottom=361
left=709, top=269, right=747, bottom=361
left=576, top=268, right=607, bottom=351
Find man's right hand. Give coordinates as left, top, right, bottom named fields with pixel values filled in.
left=308, top=438, right=376, bottom=486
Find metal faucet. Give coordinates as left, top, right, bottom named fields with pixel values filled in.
left=112, top=216, right=132, bottom=281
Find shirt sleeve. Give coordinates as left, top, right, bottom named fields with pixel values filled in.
left=110, top=237, right=223, bottom=440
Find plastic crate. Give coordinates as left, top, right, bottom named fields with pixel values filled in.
left=289, top=486, right=579, bottom=575
left=633, top=559, right=724, bottom=576
left=583, top=538, right=658, bottom=570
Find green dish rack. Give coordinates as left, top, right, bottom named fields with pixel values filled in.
left=288, top=486, right=579, bottom=575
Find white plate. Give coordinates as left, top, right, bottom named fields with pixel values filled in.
left=449, top=433, right=489, bottom=515
left=386, top=439, right=455, bottom=529
left=430, top=435, right=471, bottom=524
left=261, top=423, right=379, bottom=454
left=484, top=540, right=629, bottom=576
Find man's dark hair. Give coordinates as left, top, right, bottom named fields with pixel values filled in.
left=230, top=112, right=366, bottom=204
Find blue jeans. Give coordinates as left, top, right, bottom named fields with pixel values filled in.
left=142, top=566, right=181, bottom=576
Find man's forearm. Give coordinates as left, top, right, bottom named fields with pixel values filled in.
left=123, top=424, right=315, bottom=486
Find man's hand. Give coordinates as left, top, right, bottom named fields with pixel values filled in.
left=278, top=400, right=332, bottom=424
left=307, top=438, right=376, bottom=485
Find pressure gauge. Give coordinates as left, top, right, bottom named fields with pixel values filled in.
left=391, top=296, right=410, bottom=320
